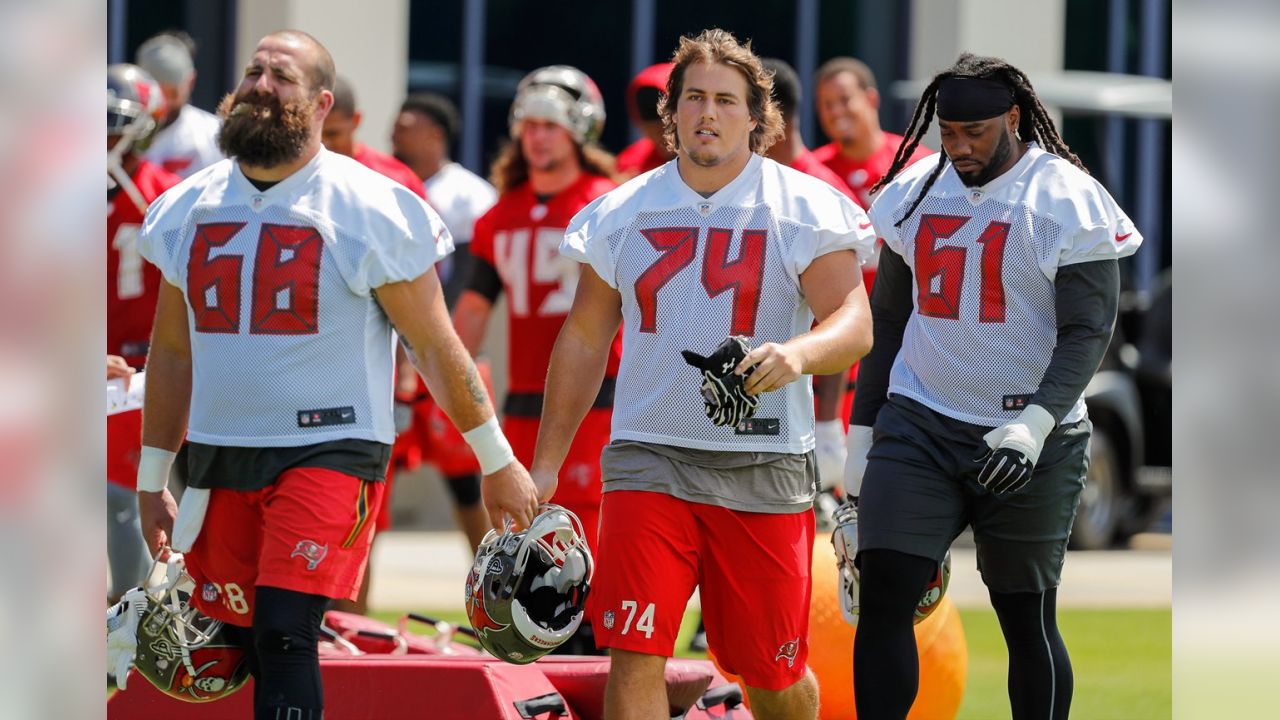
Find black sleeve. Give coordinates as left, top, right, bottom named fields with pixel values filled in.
left=464, top=252, right=503, bottom=304
left=1030, top=259, right=1121, bottom=421
left=850, top=246, right=913, bottom=427
left=442, top=244, right=477, bottom=308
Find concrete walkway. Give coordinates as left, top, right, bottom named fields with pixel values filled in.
left=366, top=531, right=1172, bottom=614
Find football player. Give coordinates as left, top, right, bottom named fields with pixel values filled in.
left=847, top=53, right=1141, bottom=720
left=135, top=31, right=223, bottom=178
left=535, top=30, right=873, bottom=719
left=107, top=63, right=181, bottom=604
left=615, top=62, right=676, bottom=179
left=134, top=31, right=538, bottom=718
left=451, top=65, right=619, bottom=655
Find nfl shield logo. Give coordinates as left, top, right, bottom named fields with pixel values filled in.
left=603, top=610, right=615, bottom=630
left=202, top=583, right=219, bottom=602
left=969, top=189, right=984, bottom=203
left=697, top=202, right=713, bottom=216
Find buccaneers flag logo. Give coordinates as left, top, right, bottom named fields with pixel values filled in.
left=465, top=563, right=508, bottom=637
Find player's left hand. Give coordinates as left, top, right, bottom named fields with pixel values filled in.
left=482, top=462, right=540, bottom=531
left=974, top=404, right=1056, bottom=495
left=737, top=341, right=804, bottom=395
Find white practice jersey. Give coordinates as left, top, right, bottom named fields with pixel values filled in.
left=424, top=162, right=497, bottom=245
left=869, top=144, right=1142, bottom=427
left=563, top=154, right=876, bottom=453
left=144, top=104, right=224, bottom=179
left=138, top=149, right=453, bottom=447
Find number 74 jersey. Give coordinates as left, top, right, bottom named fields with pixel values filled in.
left=868, top=145, right=1142, bottom=427
left=137, top=150, right=453, bottom=447
left=562, top=155, right=876, bottom=453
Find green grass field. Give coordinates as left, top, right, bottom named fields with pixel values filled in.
left=373, top=607, right=1171, bottom=719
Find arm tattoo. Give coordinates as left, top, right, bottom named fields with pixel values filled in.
left=463, top=363, right=489, bottom=407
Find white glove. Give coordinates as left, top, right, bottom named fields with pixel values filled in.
left=843, top=425, right=874, bottom=499
left=976, top=404, right=1056, bottom=495
left=815, top=420, right=847, bottom=491
left=831, top=501, right=860, bottom=626
left=106, top=587, right=148, bottom=689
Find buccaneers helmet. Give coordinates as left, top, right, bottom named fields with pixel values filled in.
left=832, top=502, right=952, bottom=626
left=464, top=504, right=594, bottom=664
left=108, top=63, right=165, bottom=153
left=107, top=554, right=250, bottom=702
left=509, top=65, right=606, bottom=145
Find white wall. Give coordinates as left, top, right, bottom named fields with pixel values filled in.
left=236, top=0, right=409, bottom=153
left=910, top=0, right=1066, bottom=80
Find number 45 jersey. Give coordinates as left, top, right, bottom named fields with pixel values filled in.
left=562, top=154, right=876, bottom=453
left=138, top=150, right=453, bottom=447
left=868, top=144, right=1143, bottom=427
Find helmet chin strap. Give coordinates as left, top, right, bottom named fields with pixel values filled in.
left=109, top=125, right=150, bottom=215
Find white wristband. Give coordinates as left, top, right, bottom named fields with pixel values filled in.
left=462, top=416, right=517, bottom=475
left=136, top=446, right=176, bottom=493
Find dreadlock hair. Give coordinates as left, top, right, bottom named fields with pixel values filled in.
left=873, top=52, right=1088, bottom=227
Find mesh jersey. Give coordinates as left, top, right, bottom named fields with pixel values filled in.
left=471, top=174, right=620, bottom=395
left=109, top=160, right=182, bottom=367
left=813, top=132, right=933, bottom=209
left=790, top=149, right=859, bottom=206
left=869, top=145, right=1142, bottom=427
left=563, top=154, right=876, bottom=453
left=137, top=150, right=453, bottom=447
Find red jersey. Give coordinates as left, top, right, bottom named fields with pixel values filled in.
left=790, top=148, right=861, bottom=206
left=108, top=160, right=181, bottom=367
left=471, top=173, right=620, bottom=394
left=812, top=132, right=934, bottom=209
left=353, top=143, right=427, bottom=200
left=616, top=137, right=669, bottom=179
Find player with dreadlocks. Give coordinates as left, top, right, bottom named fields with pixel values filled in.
left=837, top=53, right=1142, bottom=719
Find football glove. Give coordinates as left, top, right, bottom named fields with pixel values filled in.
left=815, top=420, right=847, bottom=492
left=975, top=404, right=1056, bottom=495
left=106, top=587, right=148, bottom=689
left=831, top=500, right=860, bottom=626
left=843, top=425, right=874, bottom=500
left=681, top=336, right=759, bottom=428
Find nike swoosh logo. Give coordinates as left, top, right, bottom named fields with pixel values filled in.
left=1115, top=232, right=1132, bottom=242
left=858, top=221, right=873, bottom=230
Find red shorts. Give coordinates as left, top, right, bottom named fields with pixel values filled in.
left=106, top=410, right=141, bottom=489
left=587, top=490, right=815, bottom=691
left=184, top=467, right=385, bottom=627
left=503, top=409, right=609, bottom=555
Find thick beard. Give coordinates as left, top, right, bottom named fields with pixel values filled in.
left=958, top=130, right=1013, bottom=187
left=216, top=91, right=317, bottom=168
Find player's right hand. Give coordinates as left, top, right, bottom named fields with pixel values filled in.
left=482, top=462, right=540, bottom=531
left=843, top=425, right=874, bottom=499
left=137, top=488, right=177, bottom=559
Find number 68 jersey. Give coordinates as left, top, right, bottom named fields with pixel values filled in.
left=868, top=144, right=1142, bottom=427
left=562, top=154, right=875, bottom=453
left=138, top=150, right=453, bottom=447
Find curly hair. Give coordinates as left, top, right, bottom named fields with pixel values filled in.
left=658, top=28, right=784, bottom=156
left=488, top=141, right=618, bottom=195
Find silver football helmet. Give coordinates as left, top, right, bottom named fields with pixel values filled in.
left=832, top=502, right=952, bottom=626
left=464, top=504, right=594, bottom=664
left=509, top=65, right=606, bottom=145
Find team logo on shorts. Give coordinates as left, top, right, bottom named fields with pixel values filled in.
left=775, top=637, right=800, bottom=668
left=290, top=540, right=329, bottom=570
left=602, top=610, right=615, bottom=630
left=202, top=583, right=219, bottom=603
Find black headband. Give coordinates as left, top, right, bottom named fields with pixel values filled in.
left=936, top=77, right=1014, bottom=121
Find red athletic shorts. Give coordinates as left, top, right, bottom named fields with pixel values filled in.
left=587, top=490, right=815, bottom=691
left=106, top=410, right=141, bottom=489
left=503, top=408, right=609, bottom=555
left=184, top=467, right=385, bottom=627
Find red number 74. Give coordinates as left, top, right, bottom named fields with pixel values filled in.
left=634, top=226, right=767, bottom=336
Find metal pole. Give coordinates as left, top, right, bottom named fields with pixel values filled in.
left=460, top=0, right=487, bottom=173
left=1104, top=0, right=1129, bottom=190
left=1134, top=0, right=1168, bottom=297
left=629, top=0, right=656, bottom=142
left=794, top=0, right=819, bottom=144
left=108, top=0, right=128, bottom=64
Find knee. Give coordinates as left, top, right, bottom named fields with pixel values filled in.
left=857, top=549, right=937, bottom=616
left=607, top=649, right=667, bottom=685
left=252, top=588, right=326, bottom=662
left=745, top=669, right=818, bottom=718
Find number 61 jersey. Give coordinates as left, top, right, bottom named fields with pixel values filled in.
left=562, top=154, right=875, bottom=453
left=138, top=150, right=453, bottom=447
left=868, top=144, right=1142, bottom=427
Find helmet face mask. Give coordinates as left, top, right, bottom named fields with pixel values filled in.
left=126, top=556, right=251, bottom=703
left=509, top=65, right=606, bottom=146
left=465, top=505, right=594, bottom=663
